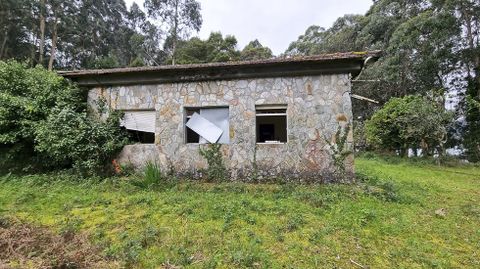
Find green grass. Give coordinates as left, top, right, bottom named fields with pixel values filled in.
left=1, top=157, right=479, bottom=268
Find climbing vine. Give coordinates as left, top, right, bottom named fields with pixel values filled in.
left=199, top=144, right=228, bottom=181
left=326, top=123, right=352, bottom=176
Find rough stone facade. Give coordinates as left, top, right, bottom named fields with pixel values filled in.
left=88, top=74, right=354, bottom=182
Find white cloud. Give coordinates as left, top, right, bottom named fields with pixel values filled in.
left=124, top=0, right=373, bottom=54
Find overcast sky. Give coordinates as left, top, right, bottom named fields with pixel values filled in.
left=124, top=0, right=373, bottom=55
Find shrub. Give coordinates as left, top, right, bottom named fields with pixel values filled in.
left=0, top=60, right=128, bottom=175
left=35, top=107, right=128, bottom=176
left=0, top=60, right=81, bottom=171
left=365, top=95, right=453, bottom=157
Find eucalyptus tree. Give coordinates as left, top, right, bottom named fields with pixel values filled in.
left=174, top=32, right=240, bottom=64
left=144, top=0, right=202, bottom=65
left=240, top=40, right=274, bottom=61
left=447, top=0, right=480, bottom=161
left=0, top=0, right=37, bottom=63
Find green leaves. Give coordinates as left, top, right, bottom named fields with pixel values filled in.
left=199, top=144, right=228, bottom=182
left=0, top=60, right=126, bottom=175
left=34, top=107, right=128, bottom=176
left=0, top=61, right=80, bottom=145
left=365, top=95, right=453, bottom=156
left=174, top=32, right=242, bottom=64
left=240, top=40, right=273, bottom=61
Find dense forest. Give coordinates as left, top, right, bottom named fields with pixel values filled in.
left=0, top=0, right=479, bottom=160
left=0, top=0, right=272, bottom=69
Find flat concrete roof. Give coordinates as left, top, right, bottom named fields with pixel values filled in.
left=59, top=51, right=381, bottom=87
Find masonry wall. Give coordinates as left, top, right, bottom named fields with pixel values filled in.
left=87, top=74, right=354, bottom=182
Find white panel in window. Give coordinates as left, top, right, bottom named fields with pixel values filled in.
left=185, top=112, right=223, bottom=143
left=199, top=107, right=230, bottom=144
left=120, top=111, right=156, bottom=133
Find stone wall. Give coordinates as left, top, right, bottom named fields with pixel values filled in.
left=88, top=74, right=354, bottom=182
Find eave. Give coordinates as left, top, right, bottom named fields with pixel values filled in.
left=58, top=51, right=382, bottom=87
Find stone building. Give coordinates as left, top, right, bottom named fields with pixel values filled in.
left=61, top=51, right=380, bottom=182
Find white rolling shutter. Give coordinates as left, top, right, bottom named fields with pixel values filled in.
left=120, top=111, right=156, bottom=133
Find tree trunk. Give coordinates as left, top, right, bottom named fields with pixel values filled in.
left=48, top=15, right=58, bottom=71
left=0, top=30, right=8, bottom=59
left=38, top=0, right=46, bottom=65
left=0, top=9, right=10, bottom=59
left=474, top=60, right=480, bottom=99
left=171, top=0, right=179, bottom=65
left=30, top=11, right=38, bottom=66
left=461, top=5, right=480, bottom=98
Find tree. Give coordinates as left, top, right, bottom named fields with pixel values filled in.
left=144, top=0, right=202, bottom=65
left=46, top=0, right=78, bottom=70
left=285, top=15, right=365, bottom=56
left=0, top=60, right=127, bottom=174
left=365, top=95, right=453, bottom=156
left=0, top=0, right=37, bottom=63
left=285, top=0, right=480, bottom=162
left=174, top=32, right=240, bottom=64
left=240, top=40, right=273, bottom=61
left=38, top=0, right=46, bottom=65
left=452, top=0, right=480, bottom=161
left=0, top=60, right=80, bottom=170
left=285, top=25, right=327, bottom=56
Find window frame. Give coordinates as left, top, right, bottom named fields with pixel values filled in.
left=184, top=106, right=230, bottom=145
left=119, top=109, right=156, bottom=144
left=255, top=105, right=288, bottom=144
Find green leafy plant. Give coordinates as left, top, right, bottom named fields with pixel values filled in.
left=130, top=161, right=175, bottom=190
left=365, top=95, right=453, bottom=157
left=143, top=161, right=164, bottom=187
left=0, top=60, right=81, bottom=171
left=326, top=123, right=352, bottom=176
left=35, top=107, right=128, bottom=176
left=199, top=144, right=228, bottom=182
left=0, top=60, right=128, bottom=175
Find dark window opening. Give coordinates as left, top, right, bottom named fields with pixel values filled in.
left=125, top=129, right=155, bottom=144
left=185, top=108, right=200, bottom=143
left=256, top=107, right=287, bottom=143
left=119, top=110, right=156, bottom=144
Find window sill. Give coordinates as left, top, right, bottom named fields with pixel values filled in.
left=185, top=143, right=230, bottom=145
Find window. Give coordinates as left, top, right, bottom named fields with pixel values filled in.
left=120, top=110, right=156, bottom=144
left=185, top=108, right=200, bottom=143
left=256, top=105, right=287, bottom=143
left=185, top=107, right=230, bottom=144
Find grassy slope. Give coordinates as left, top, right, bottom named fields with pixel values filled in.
left=0, top=158, right=479, bottom=268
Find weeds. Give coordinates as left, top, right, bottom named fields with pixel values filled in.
left=357, top=172, right=400, bottom=202
left=144, top=161, right=163, bottom=185
left=284, top=214, right=306, bottom=232
left=326, top=123, right=352, bottom=177
left=1, top=158, right=479, bottom=268
left=131, top=161, right=174, bottom=190
left=199, top=144, right=228, bottom=181
left=60, top=215, right=84, bottom=236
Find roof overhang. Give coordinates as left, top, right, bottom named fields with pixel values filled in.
left=58, top=51, right=381, bottom=87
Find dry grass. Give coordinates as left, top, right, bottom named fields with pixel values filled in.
left=0, top=217, right=118, bottom=269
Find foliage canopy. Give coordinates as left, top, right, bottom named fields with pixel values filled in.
left=0, top=61, right=126, bottom=174
left=365, top=95, right=453, bottom=156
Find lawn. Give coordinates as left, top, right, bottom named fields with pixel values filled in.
left=1, top=157, right=479, bottom=268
